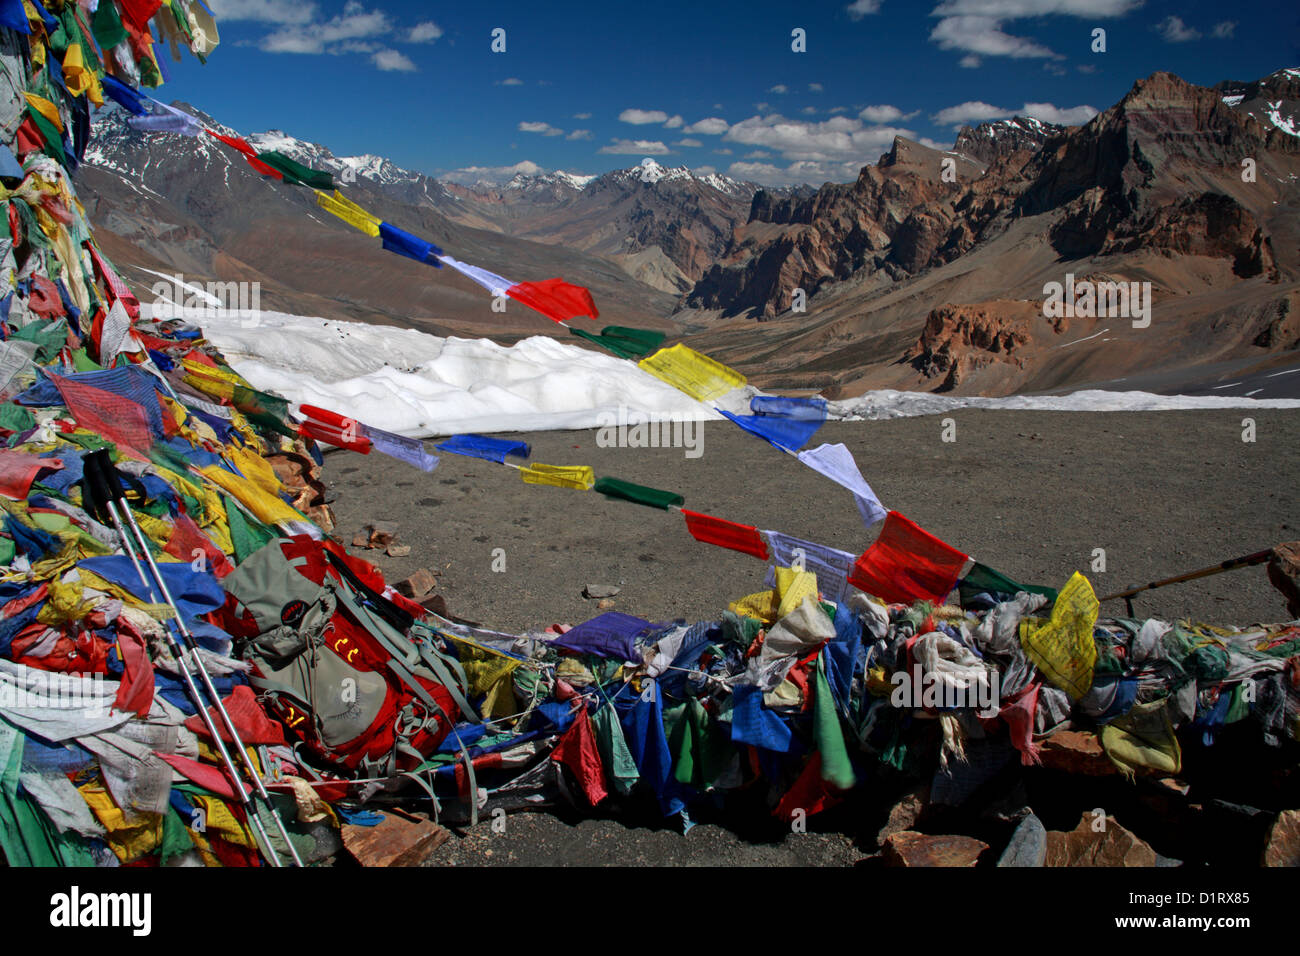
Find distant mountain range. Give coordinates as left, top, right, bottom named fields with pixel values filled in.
left=77, top=67, right=1300, bottom=398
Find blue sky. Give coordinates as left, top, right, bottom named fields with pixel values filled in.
left=155, top=1, right=1300, bottom=186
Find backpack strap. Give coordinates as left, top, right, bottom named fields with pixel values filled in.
left=332, top=582, right=479, bottom=723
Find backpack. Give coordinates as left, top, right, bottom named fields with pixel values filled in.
left=218, top=535, right=479, bottom=779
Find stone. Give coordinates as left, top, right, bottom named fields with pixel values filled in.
left=1044, top=813, right=1158, bottom=867
left=1263, top=809, right=1300, bottom=867
left=386, top=543, right=412, bottom=558
left=584, top=584, right=621, bottom=599
left=352, top=531, right=370, bottom=548
left=395, top=568, right=438, bottom=599
left=882, top=831, right=987, bottom=867
left=1267, top=541, right=1300, bottom=618
left=419, top=593, right=448, bottom=617
left=596, top=599, right=615, bottom=610
left=1038, top=730, right=1117, bottom=776
left=342, top=809, right=449, bottom=867
left=876, top=785, right=929, bottom=845
left=997, top=813, right=1047, bottom=867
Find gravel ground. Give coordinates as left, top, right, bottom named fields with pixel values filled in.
left=324, top=409, right=1299, bottom=866
left=328, top=410, right=1298, bottom=632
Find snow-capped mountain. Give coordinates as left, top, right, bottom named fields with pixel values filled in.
left=952, top=116, right=1067, bottom=166
left=1216, top=67, right=1300, bottom=140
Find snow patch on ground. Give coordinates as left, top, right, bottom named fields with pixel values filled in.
left=148, top=305, right=1300, bottom=435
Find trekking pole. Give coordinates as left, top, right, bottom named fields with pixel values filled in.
left=1098, top=548, right=1274, bottom=616
left=83, top=451, right=303, bottom=867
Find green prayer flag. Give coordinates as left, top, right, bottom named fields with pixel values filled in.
left=225, top=494, right=277, bottom=564
left=255, top=151, right=336, bottom=190
left=569, top=326, right=667, bottom=361
left=814, top=654, right=855, bottom=790
left=26, top=106, right=68, bottom=169
left=92, top=0, right=129, bottom=51
left=591, top=701, right=640, bottom=796
left=593, top=476, right=684, bottom=510
left=959, top=561, right=1058, bottom=608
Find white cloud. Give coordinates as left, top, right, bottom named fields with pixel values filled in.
left=745, top=150, right=772, bottom=159
left=573, top=112, right=592, bottom=119
left=802, top=106, right=819, bottom=115
left=714, top=148, right=733, bottom=155
left=372, top=49, right=416, bottom=72
left=406, top=21, right=442, bottom=43
left=496, top=77, right=524, bottom=86
left=674, top=138, right=703, bottom=147
left=1211, top=20, right=1236, bottom=39
left=769, top=84, right=788, bottom=94
left=931, top=100, right=1011, bottom=126
left=440, top=160, right=546, bottom=186
left=859, top=104, right=909, bottom=123
left=599, top=139, right=670, bottom=154
left=959, top=54, right=981, bottom=68
left=926, top=1, right=1144, bottom=63
left=919, top=137, right=950, bottom=149
left=619, top=109, right=670, bottom=125
left=930, top=1, right=1140, bottom=15
left=684, top=117, right=729, bottom=135
left=1155, top=15, right=1200, bottom=42
left=567, top=129, right=593, bottom=141
left=207, top=0, right=317, bottom=23
left=930, top=15, right=1056, bottom=58
left=664, top=115, right=684, bottom=129
left=1021, top=101, right=1097, bottom=124
left=931, top=99, right=1097, bottom=127
left=695, top=165, right=717, bottom=175
left=846, top=0, right=882, bottom=20
left=519, top=121, right=565, bottom=136
left=727, top=158, right=867, bottom=187
left=724, top=113, right=912, bottom=164
left=261, top=5, right=391, bottom=54
left=809, top=83, right=824, bottom=92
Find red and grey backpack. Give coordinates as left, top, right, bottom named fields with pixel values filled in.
left=217, top=535, right=479, bottom=779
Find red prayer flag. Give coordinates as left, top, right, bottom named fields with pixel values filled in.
left=49, top=373, right=153, bottom=452
left=112, top=621, right=155, bottom=717
left=0, top=450, right=63, bottom=500
left=773, top=752, right=843, bottom=822
left=550, top=706, right=609, bottom=806
left=156, top=752, right=237, bottom=801
left=182, top=685, right=287, bottom=747
left=116, top=0, right=165, bottom=28
left=682, top=509, right=770, bottom=560
left=14, top=116, right=43, bottom=158
left=204, top=128, right=258, bottom=158
left=166, top=511, right=235, bottom=579
left=506, top=278, right=599, bottom=324
left=846, top=511, right=968, bottom=606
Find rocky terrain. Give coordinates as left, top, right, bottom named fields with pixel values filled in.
left=77, top=68, right=1300, bottom=399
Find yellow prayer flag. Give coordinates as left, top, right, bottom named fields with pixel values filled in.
left=517, top=463, right=594, bottom=491
left=24, top=92, right=63, bottom=133
left=774, top=566, right=820, bottom=620
left=728, top=589, right=780, bottom=624
left=1019, top=571, right=1099, bottom=700
left=638, top=344, right=746, bottom=402
left=200, top=464, right=304, bottom=527
left=61, top=44, right=92, bottom=98
left=314, top=189, right=382, bottom=238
